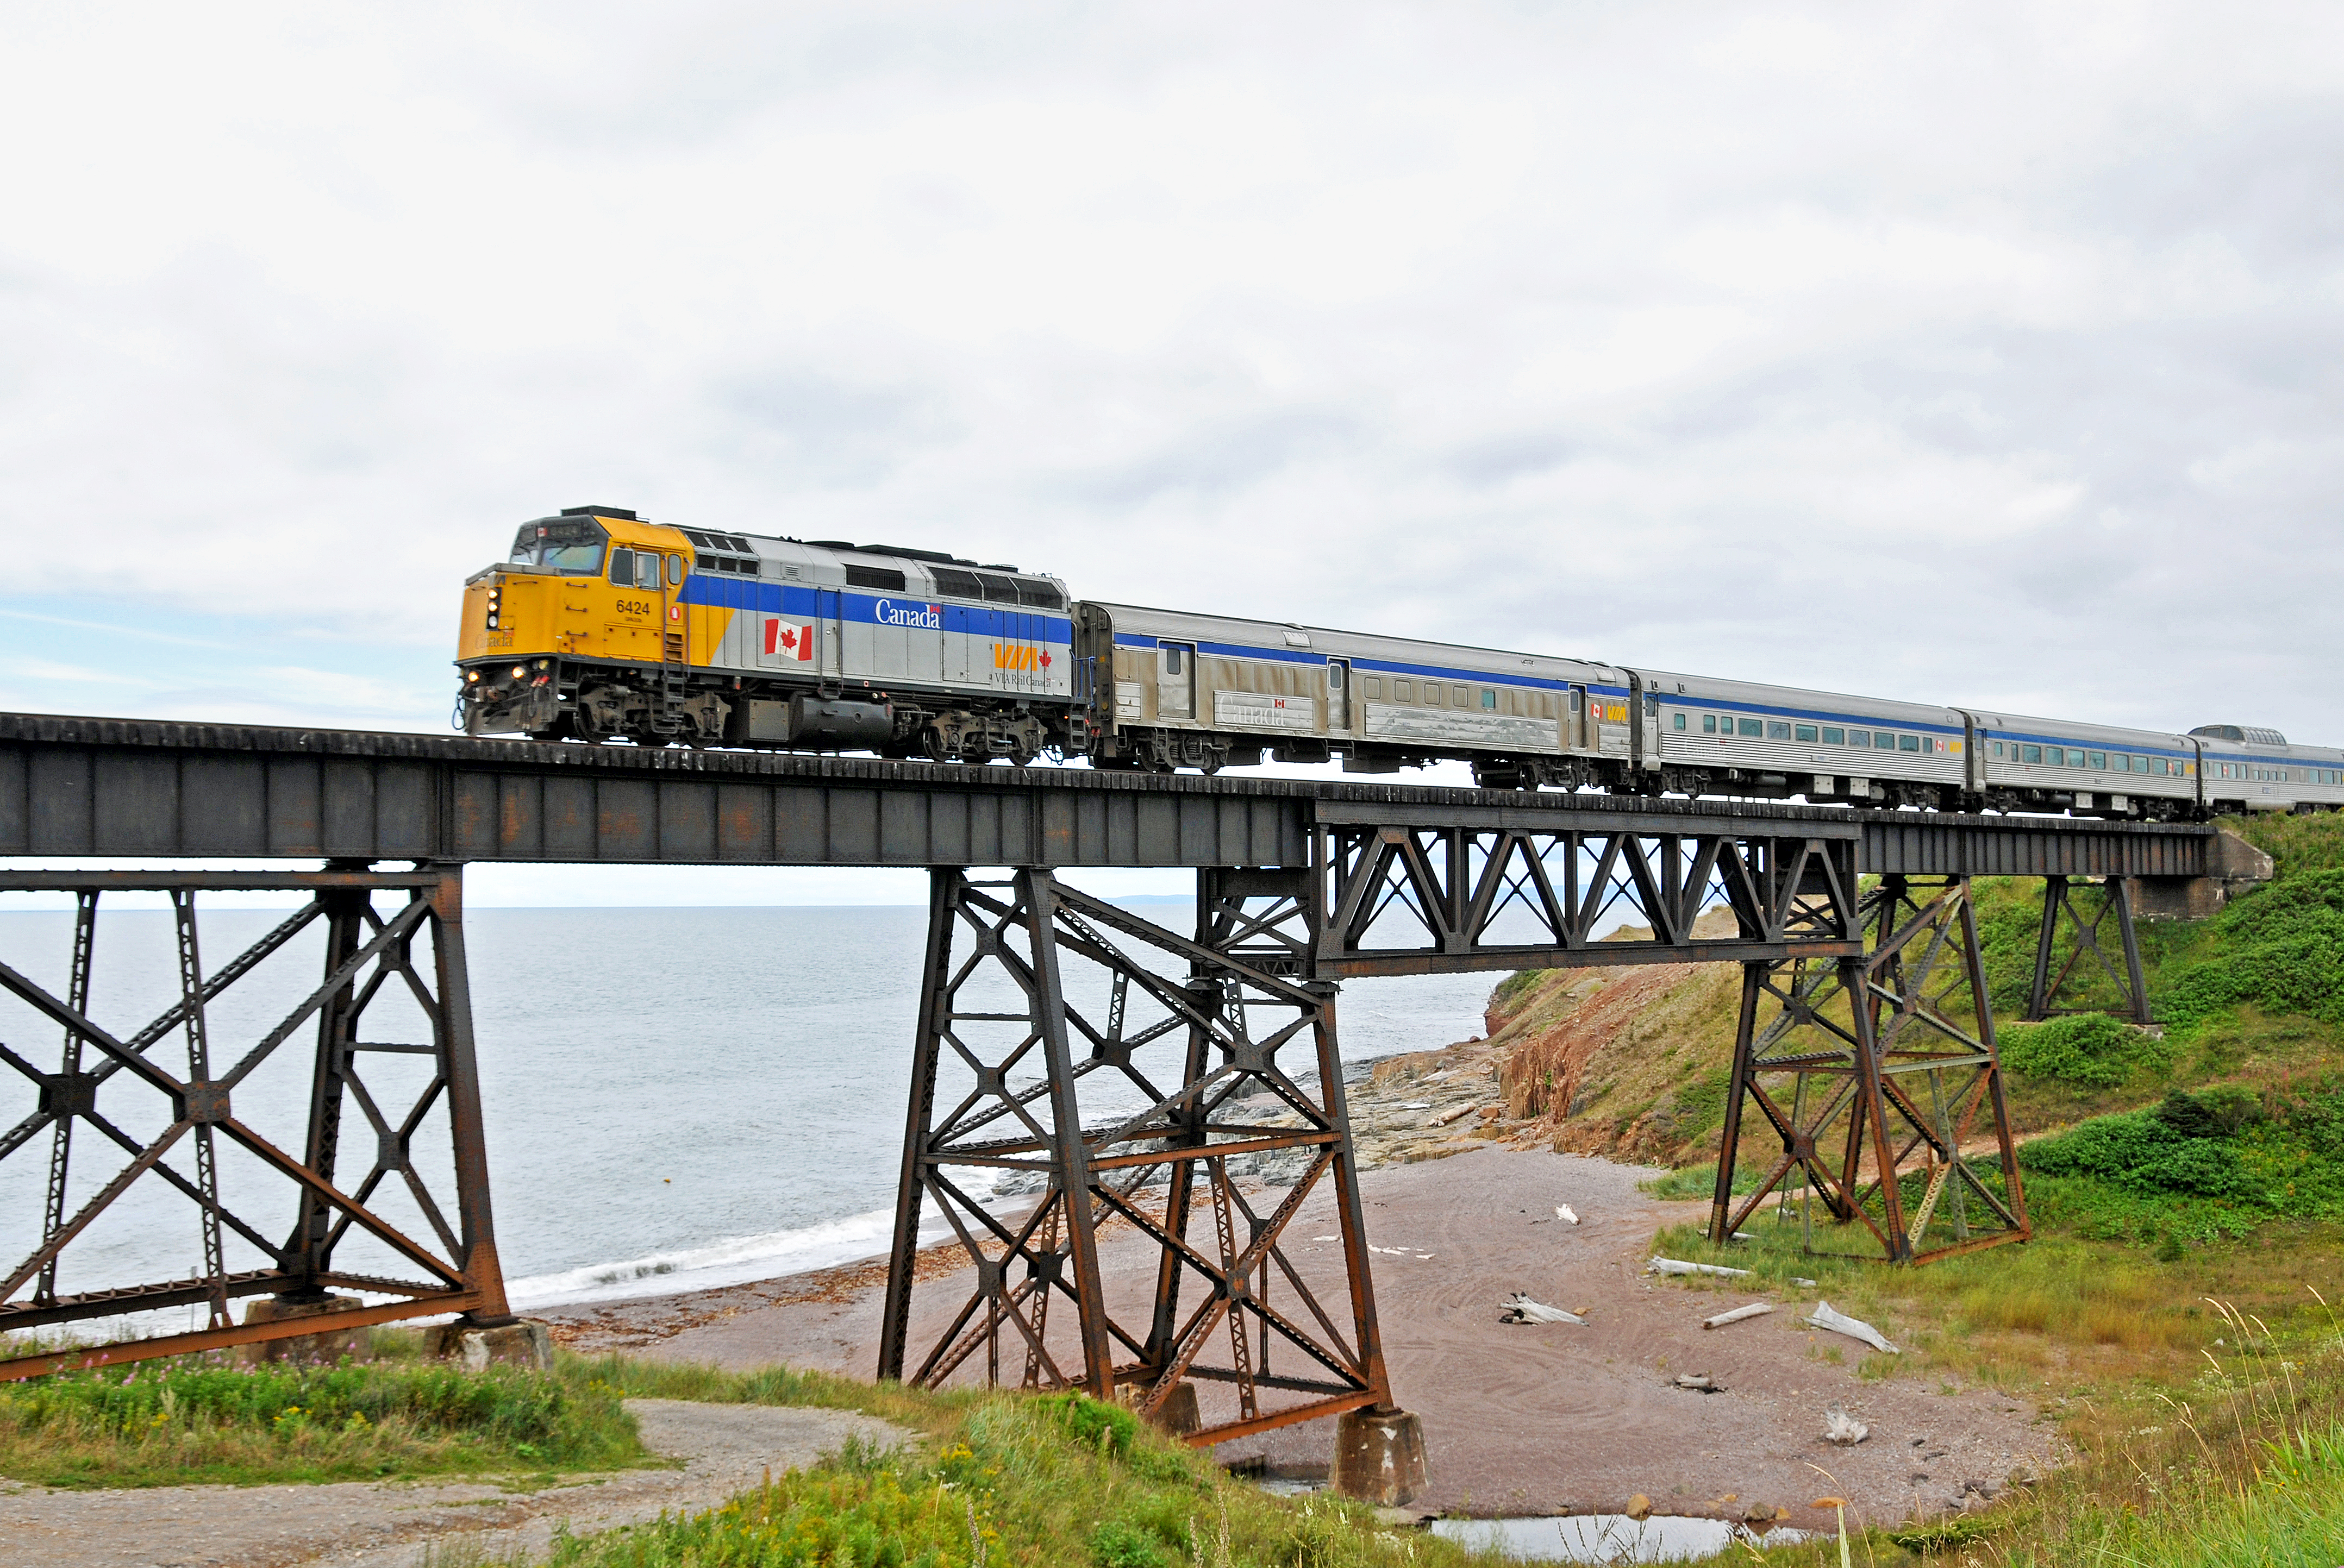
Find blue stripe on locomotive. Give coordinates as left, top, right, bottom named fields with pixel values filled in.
left=681, top=575, right=1072, bottom=642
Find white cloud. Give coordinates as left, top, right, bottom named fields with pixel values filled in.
left=3, top=0, right=2342, bottom=764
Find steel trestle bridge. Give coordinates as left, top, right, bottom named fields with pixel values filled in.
left=0, top=713, right=2213, bottom=1451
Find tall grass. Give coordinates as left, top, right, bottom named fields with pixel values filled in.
left=0, top=1357, right=645, bottom=1487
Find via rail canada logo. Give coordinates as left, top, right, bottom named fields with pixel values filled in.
left=993, top=644, right=1053, bottom=672
left=873, top=599, right=942, bottom=629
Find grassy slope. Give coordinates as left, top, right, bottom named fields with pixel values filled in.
left=1490, top=813, right=2344, bottom=1564
left=0, top=1349, right=647, bottom=1488
left=530, top=1357, right=1486, bottom=1568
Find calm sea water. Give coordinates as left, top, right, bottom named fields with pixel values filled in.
left=0, top=905, right=1502, bottom=1323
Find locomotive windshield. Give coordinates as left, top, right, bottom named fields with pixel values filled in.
left=509, top=517, right=608, bottom=574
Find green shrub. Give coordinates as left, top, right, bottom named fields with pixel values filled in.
left=2158, top=870, right=2344, bottom=1037
left=2017, top=1108, right=2259, bottom=1201
left=2000, top=1013, right=2174, bottom=1087
left=1089, top=1517, right=1172, bottom=1567
left=1033, top=1390, right=1137, bottom=1458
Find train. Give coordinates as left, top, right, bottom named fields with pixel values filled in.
left=455, top=505, right=2343, bottom=821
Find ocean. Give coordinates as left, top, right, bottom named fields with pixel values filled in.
left=0, top=903, right=1503, bottom=1327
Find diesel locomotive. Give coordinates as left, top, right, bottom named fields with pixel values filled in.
left=457, top=505, right=2343, bottom=821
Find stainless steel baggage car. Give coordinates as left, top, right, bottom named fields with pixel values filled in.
left=1076, top=601, right=1634, bottom=785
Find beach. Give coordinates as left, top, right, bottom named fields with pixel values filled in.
left=540, top=1033, right=2061, bottom=1531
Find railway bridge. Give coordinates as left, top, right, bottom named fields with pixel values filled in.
left=0, top=712, right=2216, bottom=1481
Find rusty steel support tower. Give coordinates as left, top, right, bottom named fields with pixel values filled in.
left=877, top=867, right=1388, bottom=1442
left=1708, top=875, right=2030, bottom=1265
left=0, top=865, right=511, bottom=1379
left=2024, top=874, right=2153, bottom=1025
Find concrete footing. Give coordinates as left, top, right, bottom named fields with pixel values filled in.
left=2130, top=828, right=2276, bottom=921
left=1331, top=1406, right=1427, bottom=1506
left=1124, top=1381, right=1201, bottom=1437
left=424, top=1319, right=554, bottom=1372
left=239, top=1294, right=368, bottom=1365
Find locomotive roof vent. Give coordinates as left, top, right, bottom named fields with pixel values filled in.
left=2191, top=724, right=2288, bottom=745
left=561, top=504, right=639, bottom=520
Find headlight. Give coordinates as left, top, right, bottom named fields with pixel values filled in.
left=485, top=614, right=499, bottom=628
left=466, top=670, right=481, bottom=683
left=511, top=665, right=527, bottom=679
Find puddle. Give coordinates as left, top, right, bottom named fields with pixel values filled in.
left=1254, top=1474, right=1326, bottom=1497
left=1430, top=1514, right=1808, bottom=1563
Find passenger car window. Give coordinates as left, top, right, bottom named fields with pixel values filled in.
left=1453, top=685, right=1470, bottom=705
left=1482, top=689, right=1496, bottom=709
left=1702, top=714, right=1717, bottom=733
left=1795, top=724, right=1818, bottom=742
left=1364, top=676, right=1382, bottom=697
left=1992, top=742, right=2005, bottom=758
left=1673, top=713, right=1686, bottom=731
left=1898, top=734, right=1921, bottom=752
left=1396, top=680, right=1412, bottom=700
left=2089, top=751, right=2108, bottom=769
left=1822, top=727, right=1843, bottom=744
left=1874, top=731, right=1895, bottom=749
left=1426, top=685, right=1443, bottom=706
left=1164, top=646, right=1184, bottom=675
left=1767, top=721, right=1791, bottom=739
left=1738, top=718, right=1763, bottom=737
left=1850, top=730, right=1871, bottom=748
left=2022, top=745, right=2041, bottom=763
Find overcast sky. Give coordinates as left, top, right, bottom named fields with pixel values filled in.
left=3, top=2, right=2340, bottom=904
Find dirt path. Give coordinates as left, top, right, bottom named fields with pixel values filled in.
left=0, top=1399, right=912, bottom=1568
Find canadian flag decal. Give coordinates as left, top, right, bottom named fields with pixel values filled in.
left=764, top=618, right=814, bottom=661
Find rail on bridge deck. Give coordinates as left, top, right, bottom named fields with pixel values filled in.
left=0, top=713, right=2217, bottom=1454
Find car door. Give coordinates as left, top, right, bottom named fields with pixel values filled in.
left=1157, top=641, right=1196, bottom=722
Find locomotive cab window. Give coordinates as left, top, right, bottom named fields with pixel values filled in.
left=513, top=518, right=608, bottom=574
